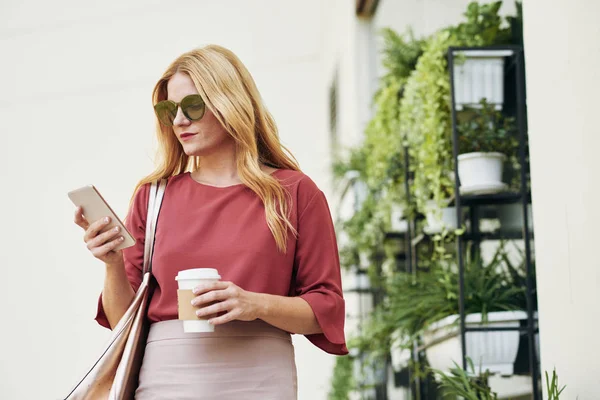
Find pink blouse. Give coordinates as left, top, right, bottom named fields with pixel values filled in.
left=95, top=169, right=348, bottom=355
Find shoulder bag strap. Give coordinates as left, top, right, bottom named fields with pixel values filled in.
left=142, top=179, right=167, bottom=275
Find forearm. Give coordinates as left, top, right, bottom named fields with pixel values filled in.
left=255, top=293, right=322, bottom=335
left=101, top=261, right=135, bottom=329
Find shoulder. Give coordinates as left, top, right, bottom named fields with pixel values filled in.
left=274, top=169, right=320, bottom=195
left=273, top=169, right=324, bottom=213
left=132, top=174, right=185, bottom=205
left=165, top=172, right=187, bottom=187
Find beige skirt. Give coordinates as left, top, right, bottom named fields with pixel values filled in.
left=135, top=319, right=297, bottom=400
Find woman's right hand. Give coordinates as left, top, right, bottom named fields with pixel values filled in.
left=74, top=206, right=126, bottom=266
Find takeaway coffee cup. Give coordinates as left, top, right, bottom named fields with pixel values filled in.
left=175, top=268, right=221, bottom=333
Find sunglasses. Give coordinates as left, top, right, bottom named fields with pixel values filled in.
left=154, top=94, right=206, bottom=126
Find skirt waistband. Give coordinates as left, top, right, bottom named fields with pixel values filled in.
left=147, top=319, right=292, bottom=343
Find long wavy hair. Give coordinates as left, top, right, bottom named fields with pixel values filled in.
left=127, top=45, right=300, bottom=252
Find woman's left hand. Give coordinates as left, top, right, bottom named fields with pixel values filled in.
left=191, top=281, right=262, bottom=326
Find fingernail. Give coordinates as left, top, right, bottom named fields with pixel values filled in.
left=104, top=217, right=110, bottom=223
left=113, top=226, right=120, bottom=232
left=196, top=310, right=202, bottom=316
left=190, top=299, right=196, bottom=306
left=192, top=287, right=199, bottom=295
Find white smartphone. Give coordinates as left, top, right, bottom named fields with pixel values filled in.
left=68, top=185, right=136, bottom=251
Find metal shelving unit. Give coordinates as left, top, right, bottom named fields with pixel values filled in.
left=396, top=45, right=540, bottom=400
left=448, top=45, right=540, bottom=400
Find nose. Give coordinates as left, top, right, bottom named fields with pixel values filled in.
left=172, top=106, right=191, bottom=126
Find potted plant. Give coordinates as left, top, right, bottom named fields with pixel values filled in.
left=450, top=1, right=514, bottom=110
left=433, top=359, right=498, bottom=399
left=452, top=49, right=512, bottom=111
left=457, top=98, right=518, bottom=194
left=422, top=247, right=527, bottom=376
left=423, top=198, right=464, bottom=234
left=434, top=359, right=542, bottom=399
left=546, top=368, right=566, bottom=400
left=378, top=245, right=527, bottom=376
left=497, top=202, right=533, bottom=233
left=423, top=311, right=526, bottom=376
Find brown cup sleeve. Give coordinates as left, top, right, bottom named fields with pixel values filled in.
left=177, top=289, right=220, bottom=321
left=177, top=289, right=201, bottom=320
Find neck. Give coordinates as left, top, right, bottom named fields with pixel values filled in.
left=192, top=142, right=241, bottom=186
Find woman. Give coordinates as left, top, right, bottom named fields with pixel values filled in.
left=73, top=44, right=347, bottom=399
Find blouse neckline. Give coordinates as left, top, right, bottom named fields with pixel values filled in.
left=186, top=169, right=283, bottom=189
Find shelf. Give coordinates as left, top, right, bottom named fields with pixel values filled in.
left=410, top=230, right=533, bottom=246
left=346, top=288, right=378, bottom=294
left=384, top=231, right=407, bottom=240
left=449, top=45, right=523, bottom=55
left=463, top=231, right=534, bottom=241
left=488, top=375, right=535, bottom=400
left=450, top=191, right=531, bottom=207
left=465, top=326, right=539, bottom=333
left=451, top=48, right=515, bottom=57
left=395, top=253, right=407, bottom=261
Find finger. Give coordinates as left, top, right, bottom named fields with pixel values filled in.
left=208, top=309, right=240, bottom=326
left=87, top=226, right=122, bottom=250
left=90, top=235, right=125, bottom=257
left=191, top=288, right=230, bottom=307
left=195, top=299, right=233, bottom=318
left=84, top=216, right=112, bottom=243
left=192, top=281, right=230, bottom=296
left=74, top=207, right=89, bottom=229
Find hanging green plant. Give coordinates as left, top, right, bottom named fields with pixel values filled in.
left=399, top=1, right=513, bottom=218
left=362, top=28, right=424, bottom=190
left=333, top=28, right=425, bottom=279
left=400, top=28, right=456, bottom=214
left=328, top=354, right=356, bottom=400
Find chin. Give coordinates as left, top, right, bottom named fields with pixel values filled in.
left=181, top=136, right=233, bottom=157
left=183, top=143, right=213, bottom=157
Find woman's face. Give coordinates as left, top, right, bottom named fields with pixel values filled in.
left=167, top=71, right=233, bottom=157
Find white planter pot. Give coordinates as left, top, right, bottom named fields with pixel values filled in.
left=353, top=272, right=371, bottom=291
left=497, top=203, right=533, bottom=233
left=390, top=330, right=411, bottom=372
left=390, top=202, right=408, bottom=233
left=453, top=50, right=512, bottom=110
left=458, top=152, right=507, bottom=194
left=358, top=251, right=370, bottom=270
left=424, top=200, right=457, bottom=233
left=423, top=311, right=527, bottom=376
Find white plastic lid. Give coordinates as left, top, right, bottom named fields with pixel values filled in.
left=175, top=268, right=221, bottom=281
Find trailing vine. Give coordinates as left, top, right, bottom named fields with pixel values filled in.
left=400, top=1, right=513, bottom=218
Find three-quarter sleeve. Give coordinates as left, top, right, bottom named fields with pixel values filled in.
left=293, top=189, right=348, bottom=355
left=94, top=183, right=150, bottom=329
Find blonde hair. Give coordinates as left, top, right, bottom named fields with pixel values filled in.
left=128, top=45, right=300, bottom=252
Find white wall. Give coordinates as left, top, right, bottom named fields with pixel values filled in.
left=0, top=1, right=336, bottom=399
left=523, top=0, right=600, bottom=398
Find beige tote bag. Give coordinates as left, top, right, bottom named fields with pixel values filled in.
left=65, top=179, right=167, bottom=400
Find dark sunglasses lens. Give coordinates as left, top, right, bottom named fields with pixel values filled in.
left=154, top=101, right=177, bottom=126
left=181, top=95, right=206, bottom=121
